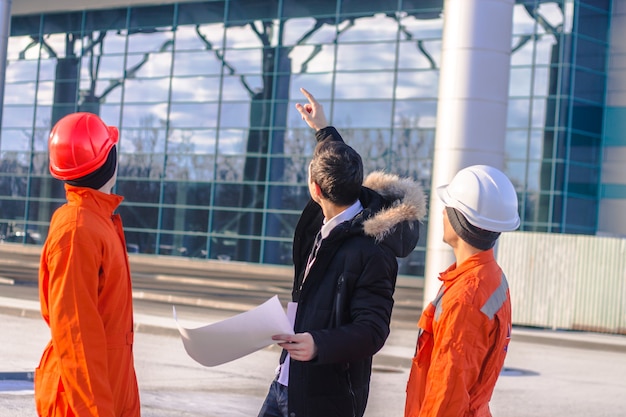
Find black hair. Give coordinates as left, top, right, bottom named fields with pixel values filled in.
left=310, top=141, right=363, bottom=206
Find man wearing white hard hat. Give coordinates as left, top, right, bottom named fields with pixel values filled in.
left=405, top=165, right=520, bottom=417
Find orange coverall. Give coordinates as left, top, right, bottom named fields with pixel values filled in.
left=35, top=185, right=140, bottom=417
left=405, top=249, right=511, bottom=417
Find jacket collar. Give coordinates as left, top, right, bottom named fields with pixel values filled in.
left=64, top=183, right=124, bottom=216
left=439, top=248, right=496, bottom=284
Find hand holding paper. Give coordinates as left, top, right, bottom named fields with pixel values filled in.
left=174, top=295, right=294, bottom=367
left=274, top=332, right=318, bottom=362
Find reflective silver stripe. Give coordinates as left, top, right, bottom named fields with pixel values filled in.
left=433, top=287, right=445, bottom=321
left=481, top=273, right=509, bottom=320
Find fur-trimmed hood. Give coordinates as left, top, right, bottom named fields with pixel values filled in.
left=360, top=171, right=427, bottom=258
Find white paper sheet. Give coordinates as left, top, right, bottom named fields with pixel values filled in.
left=173, top=295, right=294, bottom=367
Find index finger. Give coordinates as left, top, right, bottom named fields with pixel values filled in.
left=299, top=87, right=318, bottom=106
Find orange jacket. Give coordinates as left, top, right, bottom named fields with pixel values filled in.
left=35, top=185, right=140, bottom=417
left=405, top=249, right=511, bottom=417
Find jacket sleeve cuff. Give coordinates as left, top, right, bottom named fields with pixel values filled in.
left=315, top=126, right=344, bottom=144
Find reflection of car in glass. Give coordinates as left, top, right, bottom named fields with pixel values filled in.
left=126, top=243, right=140, bottom=253
left=2, top=230, right=42, bottom=245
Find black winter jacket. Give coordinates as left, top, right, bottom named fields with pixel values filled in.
left=285, top=126, right=427, bottom=417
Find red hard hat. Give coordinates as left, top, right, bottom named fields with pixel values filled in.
left=48, top=112, right=119, bottom=180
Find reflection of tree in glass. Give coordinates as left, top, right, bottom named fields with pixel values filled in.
left=118, top=115, right=163, bottom=179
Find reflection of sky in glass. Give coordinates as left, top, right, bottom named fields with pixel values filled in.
left=176, top=24, right=224, bottom=51
left=338, top=15, right=399, bottom=42
left=171, top=76, right=222, bottom=102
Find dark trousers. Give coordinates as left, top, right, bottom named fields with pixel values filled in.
left=257, top=379, right=289, bottom=417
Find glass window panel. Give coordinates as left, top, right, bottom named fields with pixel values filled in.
left=571, top=102, right=602, bottom=134
left=4, top=82, right=36, bottom=105
left=182, top=130, right=219, bottom=155
left=397, top=39, right=440, bottom=70
left=333, top=72, right=395, bottom=99
left=171, top=76, right=222, bottom=102
left=525, top=160, right=542, bottom=192
left=221, top=75, right=262, bottom=100
left=533, top=34, right=559, bottom=66
left=129, top=5, right=175, bottom=30
left=124, top=78, right=170, bottom=103
left=123, top=231, right=156, bottom=255
left=80, top=54, right=126, bottom=80
left=565, top=196, right=596, bottom=227
left=31, top=152, right=49, bottom=175
left=169, top=103, right=219, bottom=128
left=389, top=128, right=434, bottom=178
left=118, top=204, right=160, bottom=229
left=577, top=5, right=609, bottom=41
left=173, top=51, right=224, bottom=76
left=331, top=100, right=392, bottom=128
left=35, top=82, right=55, bottom=105
left=84, top=9, right=128, bottom=33
left=283, top=1, right=337, bottom=19
left=0, top=199, right=26, bottom=218
left=208, top=235, right=247, bottom=261
left=100, top=31, right=129, bottom=55
left=116, top=179, right=162, bottom=205
left=165, top=154, right=215, bottom=180
left=511, top=36, right=535, bottom=66
left=268, top=184, right=309, bottom=211
left=504, top=160, right=526, bottom=193
left=227, top=0, right=279, bottom=23
left=262, top=239, right=293, bottom=265
left=224, top=24, right=266, bottom=49
left=3, top=127, right=32, bottom=152
left=505, top=129, right=529, bottom=161
left=289, top=43, right=336, bottom=73
left=509, top=67, right=532, bottom=97
left=43, top=33, right=81, bottom=59
left=78, top=79, right=123, bottom=104
left=573, top=70, right=605, bottom=103
left=395, top=71, right=439, bottom=99
left=288, top=74, right=334, bottom=102
left=175, top=23, right=224, bottom=51
left=512, top=4, right=539, bottom=36
left=528, top=129, right=544, bottom=160
left=531, top=98, right=547, bottom=127
left=120, top=104, right=169, bottom=127
left=178, top=2, right=226, bottom=26
left=159, top=207, right=210, bottom=234
left=126, top=31, right=174, bottom=54
left=8, top=35, right=40, bottom=61
left=219, top=102, right=251, bottom=128
left=213, top=182, right=244, bottom=207
left=0, top=151, right=29, bottom=173
left=340, top=0, right=397, bottom=16
left=6, top=60, right=39, bottom=83
left=399, top=14, right=442, bottom=39
left=97, top=104, right=122, bottom=126
left=118, top=152, right=164, bottom=179
left=264, top=211, right=300, bottom=238
left=393, top=100, right=438, bottom=129
left=214, top=153, right=245, bottom=179
left=570, top=133, right=601, bottom=165
left=43, top=12, right=82, bottom=35
left=575, top=37, right=607, bottom=73
left=532, top=65, right=550, bottom=96
left=222, top=48, right=263, bottom=73
left=335, top=42, right=397, bottom=71
left=506, top=98, right=531, bottom=128
left=119, top=126, right=167, bottom=154
left=282, top=18, right=338, bottom=46
left=337, top=15, right=398, bottom=42
left=162, top=181, right=213, bottom=206
left=128, top=51, right=173, bottom=78
left=2, top=106, right=35, bottom=129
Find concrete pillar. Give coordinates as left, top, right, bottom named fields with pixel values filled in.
left=0, top=0, right=11, bottom=137
left=423, top=0, right=515, bottom=302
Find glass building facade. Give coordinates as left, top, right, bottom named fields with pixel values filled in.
left=0, top=0, right=615, bottom=276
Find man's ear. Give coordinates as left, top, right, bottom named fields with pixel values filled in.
left=312, top=182, right=324, bottom=199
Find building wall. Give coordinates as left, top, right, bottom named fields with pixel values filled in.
left=599, top=0, right=626, bottom=236
left=0, top=1, right=617, bottom=273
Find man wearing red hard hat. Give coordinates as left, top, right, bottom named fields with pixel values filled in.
left=405, top=165, right=520, bottom=417
left=35, top=112, right=140, bottom=417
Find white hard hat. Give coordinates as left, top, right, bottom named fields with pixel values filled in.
left=437, top=165, right=520, bottom=232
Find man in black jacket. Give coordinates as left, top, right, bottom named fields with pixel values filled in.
left=257, top=88, right=427, bottom=417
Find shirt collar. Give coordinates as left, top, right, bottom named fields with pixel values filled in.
left=439, top=248, right=496, bottom=283
left=320, top=200, right=363, bottom=240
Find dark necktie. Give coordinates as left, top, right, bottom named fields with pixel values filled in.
left=304, top=230, right=322, bottom=277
